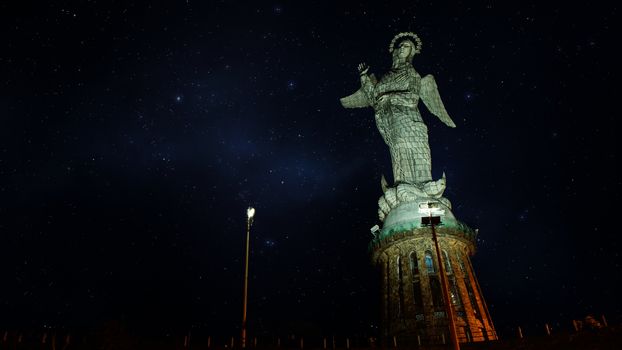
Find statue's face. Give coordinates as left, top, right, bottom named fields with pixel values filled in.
left=397, top=40, right=414, bottom=59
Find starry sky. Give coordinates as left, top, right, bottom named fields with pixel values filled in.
left=1, top=0, right=619, bottom=340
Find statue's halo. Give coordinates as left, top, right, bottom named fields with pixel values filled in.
left=389, top=32, right=422, bottom=54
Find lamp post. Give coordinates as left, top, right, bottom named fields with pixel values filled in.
left=419, top=202, right=460, bottom=350
left=242, top=207, right=255, bottom=348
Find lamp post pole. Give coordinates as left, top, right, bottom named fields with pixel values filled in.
left=420, top=203, right=460, bottom=350
left=242, top=207, right=255, bottom=348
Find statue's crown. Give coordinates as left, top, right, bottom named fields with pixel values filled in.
left=389, top=32, right=422, bottom=54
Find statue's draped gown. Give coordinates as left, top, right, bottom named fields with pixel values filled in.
left=361, top=64, right=432, bottom=185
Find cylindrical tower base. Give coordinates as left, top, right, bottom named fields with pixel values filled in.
left=370, top=202, right=496, bottom=345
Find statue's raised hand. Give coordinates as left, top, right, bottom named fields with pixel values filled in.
left=358, top=63, right=369, bottom=76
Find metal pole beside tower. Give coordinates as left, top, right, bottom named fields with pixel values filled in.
left=419, top=202, right=460, bottom=350
left=242, top=207, right=256, bottom=348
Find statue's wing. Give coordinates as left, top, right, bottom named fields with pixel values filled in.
left=420, top=74, right=456, bottom=128
left=340, top=88, right=369, bottom=108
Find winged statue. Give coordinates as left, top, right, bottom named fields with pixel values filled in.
left=340, top=32, right=456, bottom=187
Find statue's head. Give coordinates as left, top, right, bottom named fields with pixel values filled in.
left=389, top=32, right=422, bottom=66
left=393, top=39, right=416, bottom=63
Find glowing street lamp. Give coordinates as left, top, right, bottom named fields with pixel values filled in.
left=242, top=207, right=255, bottom=348
left=418, top=202, right=460, bottom=350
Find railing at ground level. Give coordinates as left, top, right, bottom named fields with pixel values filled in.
left=0, top=318, right=619, bottom=350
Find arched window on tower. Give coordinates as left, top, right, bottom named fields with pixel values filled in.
left=449, top=277, right=463, bottom=309
left=397, top=256, right=404, bottom=318
left=457, top=252, right=466, bottom=274
left=464, top=273, right=483, bottom=321
left=409, top=251, right=419, bottom=277
left=443, top=250, right=453, bottom=274
left=425, top=250, right=435, bottom=274
left=386, top=258, right=391, bottom=321
left=409, top=251, right=423, bottom=318
left=429, top=276, right=444, bottom=309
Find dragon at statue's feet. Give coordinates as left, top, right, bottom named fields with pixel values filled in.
left=378, top=173, right=452, bottom=222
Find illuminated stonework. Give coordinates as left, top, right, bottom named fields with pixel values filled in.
left=370, top=210, right=497, bottom=344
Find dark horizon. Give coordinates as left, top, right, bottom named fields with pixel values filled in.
left=1, top=1, right=619, bottom=339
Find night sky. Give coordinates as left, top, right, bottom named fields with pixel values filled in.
left=1, top=0, right=619, bottom=340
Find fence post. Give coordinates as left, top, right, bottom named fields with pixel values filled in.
left=544, top=323, right=551, bottom=336
left=208, top=336, right=211, bottom=348
left=62, top=334, right=71, bottom=350
left=346, top=338, right=350, bottom=349
left=392, top=335, right=397, bottom=348
left=323, top=337, right=327, bottom=349
left=231, top=336, right=235, bottom=348
left=601, top=314, right=608, bottom=327
left=300, top=337, right=304, bottom=349
left=517, top=326, right=523, bottom=339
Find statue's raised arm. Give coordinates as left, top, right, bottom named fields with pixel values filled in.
left=340, top=63, right=378, bottom=109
